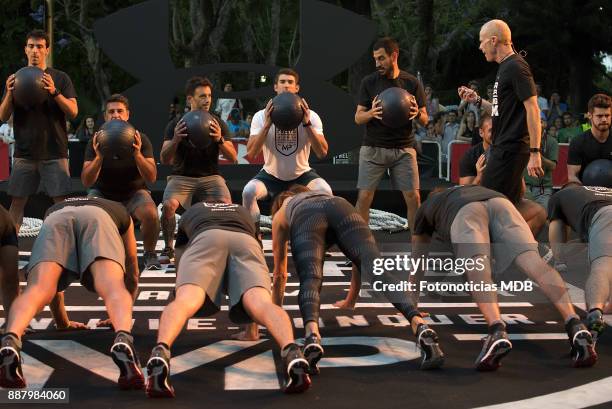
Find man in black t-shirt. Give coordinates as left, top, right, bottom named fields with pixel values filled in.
left=81, top=94, right=161, bottom=269
left=354, top=37, right=428, bottom=232
left=548, top=184, right=612, bottom=340
left=412, top=185, right=596, bottom=370
left=0, top=205, right=19, bottom=319
left=159, top=77, right=236, bottom=264
left=144, top=198, right=310, bottom=397
left=567, top=94, right=611, bottom=185
left=459, top=114, right=492, bottom=185
left=0, top=30, right=78, bottom=232
left=0, top=197, right=144, bottom=390
left=458, top=20, right=543, bottom=205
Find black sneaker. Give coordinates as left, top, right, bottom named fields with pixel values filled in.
left=586, top=309, right=606, bottom=343
left=0, top=334, right=25, bottom=388
left=146, top=345, right=175, bottom=398
left=110, top=331, right=144, bottom=390
left=302, top=333, right=324, bottom=375
left=144, top=251, right=162, bottom=270
left=568, top=321, right=597, bottom=368
left=475, top=329, right=512, bottom=371
left=416, top=325, right=445, bottom=370
left=158, top=247, right=174, bottom=265
left=281, top=343, right=311, bottom=394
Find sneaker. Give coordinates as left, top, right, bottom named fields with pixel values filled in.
left=281, top=343, right=311, bottom=394
left=158, top=247, right=174, bottom=265
left=144, top=251, right=162, bottom=270
left=568, top=321, right=597, bottom=368
left=554, top=261, right=568, bottom=274
left=146, top=345, right=175, bottom=398
left=0, top=334, right=26, bottom=388
left=110, top=331, right=144, bottom=390
left=475, top=328, right=512, bottom=371
left=416, top=325, right=445, bottom=370
left=586, top=309, right=606, bottom=342
left=302, top=333, right=324, bottom=375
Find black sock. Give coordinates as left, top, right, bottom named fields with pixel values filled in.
left=3, top=332, right=20, bottom=341
left=156, top=342, right=170, bottom=351
left=488, top=322, right=506, bottom=334
left=416, top=323, right=428, bottom=334
left=588, top=308, right=603, bottom=315
left=115, top=330, right=132, bottom=338
left=281, top=343, right=297, bottom=356
left=564, top=317, right=581, bottom=335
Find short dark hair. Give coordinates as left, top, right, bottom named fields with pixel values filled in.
left=105, top=94, right=129, bottom=111
left=468, top=80, right=479, bottom=88
left=372, top=37, right=399, bottom=56
left=26, top=29, right=49, bottom=48
left=587, top=93, right=611, bottom=113
left=372, top=37, right=399, bottom=55
left=274, top=68, right=299, bottom=85
left=270, top=185, right=311, bottom=216
left=185, top=76, right=213, bottom=97
left=479, top=112, right=492, bottom=128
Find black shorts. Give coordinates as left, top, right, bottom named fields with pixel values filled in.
left=481, top=147, right=529, bottom=205
left=254, top=169, right=322, bottom=199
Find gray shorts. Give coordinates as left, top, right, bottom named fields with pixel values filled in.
left=27, top=206, right=126, bottom=292
left=8, top=158, right=71, bottom=198
left=88, top=188, right=155, bottom=215
left=176, top=229, right=270, bottom=324
left=450, top=197, right=538, bottom=272
left=588, top=205, right=612, bottom=263
left=163, top=175, right=231, bottom=209
left=357, top=146, right=419, bottom=191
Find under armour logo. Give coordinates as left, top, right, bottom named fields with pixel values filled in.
left=93, top=0, right=377, bottom=163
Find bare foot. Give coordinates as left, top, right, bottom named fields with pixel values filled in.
left=231, top=324, right=260, bottom=341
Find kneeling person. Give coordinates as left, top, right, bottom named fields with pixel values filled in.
left=0, top=197, right=143, bottom=389
left=146, top=198, right=311, bottom=398
left=412, top=185, right=596, bottom=370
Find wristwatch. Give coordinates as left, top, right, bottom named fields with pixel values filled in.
left=216, top=136, right=225, bottom=145
left=529, top=147, right=541, bottom=153
left=303, top=120, right=312, bottom=127
left=51, top=88, right=61, bottom=97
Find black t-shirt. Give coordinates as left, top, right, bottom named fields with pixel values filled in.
left=414, top=185, right=505, bottom=242
left=6, top=67, right=77, bottom=160
left=163, top=112, right=229, bottom=177
left=459, top=142, right=486, bottom=178
left=0, top=206, right=18, bottom=247
left=358, top=70, right=426, bottom=149
left=45, top=197, right=132, bottom=235
left=84, top=131, right=154, bottom=201
left=175, top=202, right=256, bottom=247
left=491, top=54, right=536, bottom=153
left=548, top=186, right=612, bottom=241
left=567, top=131, right=612, bottom=181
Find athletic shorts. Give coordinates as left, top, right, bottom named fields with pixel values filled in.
left=27, top=206, right=126, bottom=292
left=588, top=205, right=612, bottom=263
left=88, top=188, right=155, bottom=215
left=357, top=146, right=419, bottom=191
left=450, top=197, right=538, bottom=273
left=253, top=169, right=323, bottom=199
left=481, top=148, right=529, bottom=205
left=175, top=229, right=271, bottom=324
left=7, top=158, right=71, bottom=198
left=163, top=174, right=231, bottom=209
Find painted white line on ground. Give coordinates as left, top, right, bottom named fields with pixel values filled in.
left=474, top=376, right=612, bottom=409
left=454, top=333, right=567, bottom=341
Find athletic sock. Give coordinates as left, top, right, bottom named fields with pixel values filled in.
left=156, top=342, right=171, bottom=352
left=488, top=321, right=506, bottom=334
left=564, top=317, right=581, bottom=335
left=588, top=308, right=603, bottom=315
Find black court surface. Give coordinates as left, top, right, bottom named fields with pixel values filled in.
left=3, top=231, right=611, bottom=409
